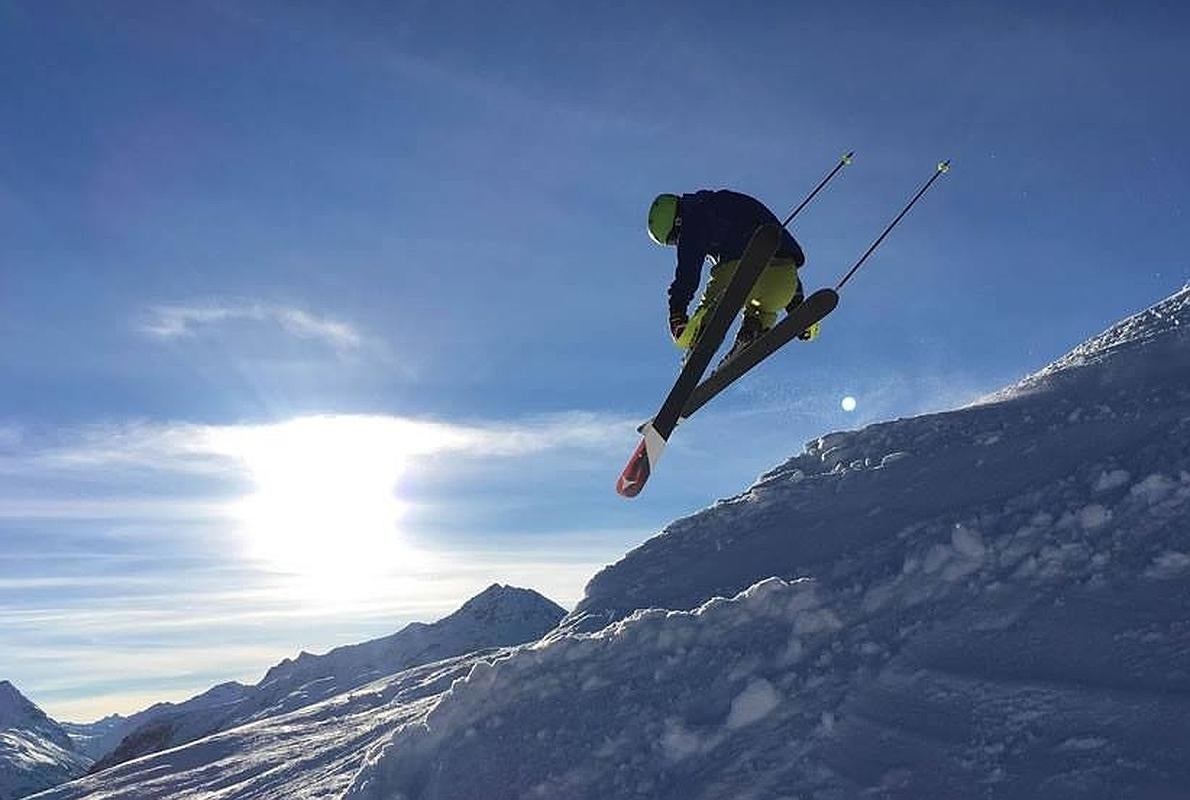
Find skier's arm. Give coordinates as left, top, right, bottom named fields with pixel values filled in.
left=667, top=235, right=705, bottom=314
left=778, top=229, right=806, bottom=268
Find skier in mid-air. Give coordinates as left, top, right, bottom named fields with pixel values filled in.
left=620, top=161, right=947, bottom=498
left=647, top=189, right=814, bottom=360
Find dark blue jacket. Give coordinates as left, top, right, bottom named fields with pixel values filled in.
left=668, top=190, right=805, bottom=314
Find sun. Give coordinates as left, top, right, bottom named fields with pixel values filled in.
left=209, top=416, right=440, bottom=596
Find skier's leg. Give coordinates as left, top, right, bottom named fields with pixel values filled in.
left=743, top=258, right=798, bottom=332
left=776, top=264, right=820, bottom=341
left=725, top=259, right=797, bottom=359
left=785, top=272, right=805, bottom=313
left=676, top=259, right=738, bottom=350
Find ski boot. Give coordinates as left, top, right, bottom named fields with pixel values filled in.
left=722, top=314, right=767, bottom=364
left=786, top=294, right=820, bottom=342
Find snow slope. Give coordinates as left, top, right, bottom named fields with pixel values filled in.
left=0, top=682, right=90, bottom=800
left=33, top=653, right=491, bottom=800
left=342, top=287, right=1190, bottom=799
left=56, top=718, right=126, bottom=763
left=32, top=287, right=1190, bottom=799
left=93, top=584, right=564, bottom=770
left=33, top=585, right=563, bottom=800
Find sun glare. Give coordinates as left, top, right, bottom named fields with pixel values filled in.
left=208, top=416, right=447, bottom=598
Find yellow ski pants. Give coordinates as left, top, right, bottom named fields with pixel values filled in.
left=675, top=257, right=800, bottom=351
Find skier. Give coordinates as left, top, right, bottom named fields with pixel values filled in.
left=647, top=189, right=813, bottom=359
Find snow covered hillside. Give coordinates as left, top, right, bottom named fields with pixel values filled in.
left=340, top=287, right=1190, bottom=799
left=32, top=287, right=1190, bottom=799
left=0, top=682, right=90, bottom=800
left=56, top=717, right=126, bottom=763
left=93, top=584, right=564, bottom=770
left=34, top=652, right=492, bottom=800
left=564, top=286, right=1190, bottom=633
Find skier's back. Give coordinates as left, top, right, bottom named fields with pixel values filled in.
left=648, top=189, right=809, bottom=357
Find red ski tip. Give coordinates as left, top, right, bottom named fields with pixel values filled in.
left=616, top=438, right=651, bottom=498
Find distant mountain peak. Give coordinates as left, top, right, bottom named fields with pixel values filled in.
left=89, top=584, right=567, bottom=772
left=450, top=584, right=565, bottom=625
left=0, top=679, right=90, bottom=798
left=0, top=679, right=43, bottom=727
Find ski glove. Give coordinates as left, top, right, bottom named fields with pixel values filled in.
left=669, top=310, right=689, bottom=342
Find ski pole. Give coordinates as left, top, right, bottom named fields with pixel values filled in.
left=780, top=151, right=854, bottom=228
left=835, top=160, right=950, bottom=291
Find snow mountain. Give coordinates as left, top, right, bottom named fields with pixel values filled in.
left=35, top=286, right=1190, bottom=799
left=86, top=681, right=251, bottom=772
left=56, top=717, right=126, bottom=763
left=34, top=584, right=564, bottom=800
left=91, top=584, right=564, bottom=770
left=36, top=653, right=496, bottom=800
left=340, top=287, right=1190, bottom=799
left=0, top=681, right=90, bottom=800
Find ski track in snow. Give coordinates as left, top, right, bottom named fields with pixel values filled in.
left=32, top=287, right=1190, bottom=799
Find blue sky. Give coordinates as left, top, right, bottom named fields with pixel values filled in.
left=2, top=0, right=1188, bottom=721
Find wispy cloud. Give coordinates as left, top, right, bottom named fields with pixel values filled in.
left=1, top=412, right=634, bottom=476
left=139, top=301, right=364, bottom=349
left=0, top=498, right=233, bottom=521
left=0, top=412, right=638, bottom=534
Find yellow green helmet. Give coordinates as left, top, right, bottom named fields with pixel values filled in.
left=647, top=193, right=680, bottom=246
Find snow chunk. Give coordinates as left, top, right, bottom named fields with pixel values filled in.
left=725, top=678, right=781, bottom=730
left=1057, top=736, right=1108, bottom=752
left=951, top=525, right=986, bottom=560
left=1077, top=504, right=1111, bottom=530
left=1145, top=551, right=1190, bottom=580
left=1131, top=473, right=1177, bottom=504
left=922, top=544, right=951, bottom=574
left=1093, top=469, right=1130, bottom=492
left=660, top=719, right=707, bottom=762
left=792, top=607, right=843, bottom=635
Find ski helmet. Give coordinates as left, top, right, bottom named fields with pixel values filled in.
left=647, top=193, right=680, bottom=246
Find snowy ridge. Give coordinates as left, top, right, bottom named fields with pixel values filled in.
left=91, top=585, right=563, bottom=770
left=89, top=682, right=250, bottom=771
left=34, top=586, right=563, bottom=799
left=339, top=286, right=1190, bottom=799
left=57, top=717, right=126, bottom=763
left=33, top=652, right=495, bottom=800
left=259, top=584, right=564, bottom=694
left=343, top=578, right=849, bottom=800
left=565, top=285, right=1190, bottom=631
left=0, top=682, right=90, bottom=800
left=995, top=284, right=1190, bottom=400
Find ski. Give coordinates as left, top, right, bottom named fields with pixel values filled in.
left=616, top=223, right=781, bottom=497
left=680, top=288, right=839, bottom=421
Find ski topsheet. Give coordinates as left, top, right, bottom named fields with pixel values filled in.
left=616, top=224, right=781, bottom=497
left=680, top=288, right=839, bottom=421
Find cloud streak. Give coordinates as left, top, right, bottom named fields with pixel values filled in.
left=140, top=301, right=364, bottom=349
left=0, top=412, right=639, bottom=535
left=1, top=412, right=634, bottom=476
